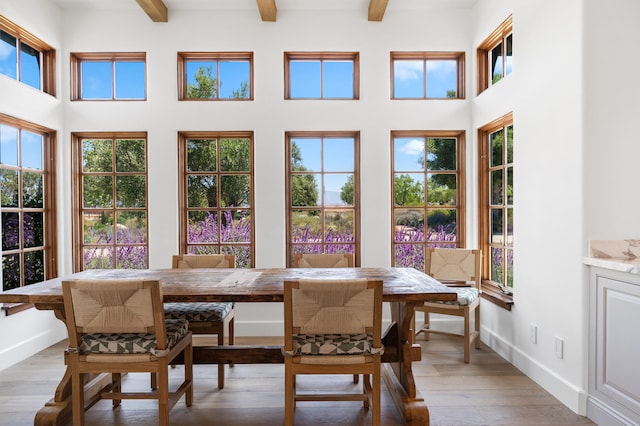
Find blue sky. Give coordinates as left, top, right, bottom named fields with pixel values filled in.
left=185, top=60, right=250, bottom=98
left=0, top=125, right=42, bottom=169
left=393, top=59, right=457, bottom=98
left=0, top=34, right=41, bottom=90
left=81, top=61, right=145, bottom=99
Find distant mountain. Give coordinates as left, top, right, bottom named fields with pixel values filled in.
left=324, top=190, right=346, bottom=206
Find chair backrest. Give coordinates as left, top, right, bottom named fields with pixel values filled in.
left=172, top=254, right=236, bottom=269
left=293, top=253, right=354, bottom=268
left=425, top=248, right=482, bottom=289
left=283, top=279, right=383, bottom=351
left=62, top=279, right=167, bottom=350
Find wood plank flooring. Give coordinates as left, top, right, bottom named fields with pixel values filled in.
left=0, top=335, right=595, bottom=425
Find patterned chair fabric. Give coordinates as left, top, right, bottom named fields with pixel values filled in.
left=164, top=302, right=233, bottom=322
left=438, top=287, right=479, bottom=306
left=288, top=333, right=382, bottom=356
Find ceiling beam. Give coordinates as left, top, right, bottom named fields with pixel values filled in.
left=256, top=0, right=277, bottom=22
left=136, top=0, right=168, bottom=22
left=368, top=0, right=389, bottom=21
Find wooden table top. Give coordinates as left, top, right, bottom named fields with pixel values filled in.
left=0, top=267, right=457, bottom=305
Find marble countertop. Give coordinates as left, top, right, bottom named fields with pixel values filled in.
left=584, top=239, right=640, bottom=274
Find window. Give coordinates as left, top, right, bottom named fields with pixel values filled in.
left=0, top=16, right=56, bottom=95
left=70, top=53, right=146, bottom=100
left=392, top=131, right=466, bottom=271
left=286, top=132, right=360, bottom=266
left=391, top=52, right=465, bottom=99
left=1, top=114, right=57, bottom=290
left=72, top=132, right=148, bottom=271
left=478, top=113, right=513, bottom=296
left=477, top=16, right=512, bottom=94
left=178, top=52, right=253, bottom=100
left=178, top=132, right=254, bottom=268
left=285, top=52, right=359, bottom=99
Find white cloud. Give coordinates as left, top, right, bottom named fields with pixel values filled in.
left=394, top=61, right=422, bottom=81
left=400, top=139, right=424, bottom=156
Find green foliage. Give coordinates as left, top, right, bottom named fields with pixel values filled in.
left=187, top=65, right=217, bottom=98
left=290, top=141, right=318, bottom=207
left=394, top=174, right=424, bottom=206
left=340, top=175, right=354, bottom=205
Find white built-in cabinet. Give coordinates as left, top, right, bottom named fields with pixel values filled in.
left=588, top=266, right=640, bottom=426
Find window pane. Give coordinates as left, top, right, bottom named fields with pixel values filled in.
left=427, top=173, right=456, bottom=206
left=394, top=209, right=424, bottom=242
left=292, top=243, right=322, bottom=255
left=394, top=173, right=424, bottom=206
left=427, top=138, right=456, bottom=170
left=24, top=250, right=44, bottom=285
left=188, top=245, right=219, bottom=255
left=1, top=124, right=19, bottom=166
left=490, top=129, right=503, bottom=167
left=188, top=211, right=218, bottom=243
left=506, top=125, right=514, bottom=163
left=325, top=209, right=354, bottom=244
left=115, top=139, right=145, bottom=172
left=291, top=174, right=320, bottom=206
left=116, top=211, right=147, bottom=244
left=221, top=210, right=251, bottom=243
left=0, top=30, right=17, bottom=80
left=187, top=175, right=217, bottom=208
left=116, top=176, right=145, bottom=208
left=291, top=138, right=321, bottom=171
left=393, top=60, right=424, bottom=98
left=291, top=209, right=321, bottom=244
left=0, top=169, right=19, bottom=207
left=507, top=166, right=513, bottom=205
left=505, top=34, right=513, bottom=76
left=506, top=208, right=514, bottom=247
left=114, top=61, right=145, bottom=99
left=427, top=209, right=456, bottom=242
left=394, top=137, right=425, bottom=171
left=491, top=169, right=503, bottom=205
left=2, top=253, right=20, bottom=291
left=20, top=42, right=41, bottom=90
left=491, top=247, right=504, bottom=285
left=491, top=208, right=503, bottom=244
left=84, top=246, right=114, bottom=269
left=22, top=171, right=43, bottom=208
left=324, top=174, right=350, bottom=206
left=219, top=61, right=250, bottom=99
left=323, top=60, right=353, bottom=98
left=491, top=42, right=503, bottom=84
left=83, top=139, right=113, bottom=172
left=395, top=244, right=424, bottom=271
left=426, top=59, right=457, bottom=98
left=83, top=212, right=113, bottom=244
left=116, top=245, right=147, bottom=269
left=81, top=61, right=113, bottom=99
left=221, top=245, right=250, bottom=268
left=22, top=131, right=43, bottom=170
left=220, top=175, right=250, bottom=207
left=83, top=175, right=113, bottom=208
left=324, top=138, right=354, bottom=172
left=1, top=212, right=19, bottom=250
left=186, top=61, right=217, bottom=99
left=187, top=139, right=217, bottom=172
left=505, top=248, right=514, bottom=287
left=220, top=139, right=250, bottom=171
left=290, top=60, right=320, bottom=98
left=23, top=212, right=43, bottom=248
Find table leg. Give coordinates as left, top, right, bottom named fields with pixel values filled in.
left=383, top=301, right=429, bottom=425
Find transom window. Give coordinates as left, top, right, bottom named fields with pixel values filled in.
left=392, top=131, right=466, bottom=271
left=0, top=16, right=56, bottom=95
left=178, top=132, right=254, bottom=268
left=478, top=113, right=514, bottom=293
left=72, top=133, right=148, bottom=271
left=0, top=115, right=57, bottom=290
left=477, top=16, right=513, bottom=93
left=285, top=132, right=360, bottom=266
left=391, top=52, right=465, bottom=99
left=285, top=52, right=359, bottom=100
left=70, top=53, right=146, bottom=100
left=178, top=52, right=253, bottom=100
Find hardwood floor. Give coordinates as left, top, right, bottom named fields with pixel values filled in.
left=0, top=335, right=594, bottom=425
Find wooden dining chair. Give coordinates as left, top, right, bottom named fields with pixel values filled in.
left=414, top=248, right=482, bottom=363
left=293, top=252, right=360, bottom=385
left=283, top=278, right=384, bottom=426
left=163, top=254, right=235, bottom=389
left=62, top=279, right=193, bottom=426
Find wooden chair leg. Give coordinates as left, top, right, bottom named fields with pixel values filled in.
left=423, top=311, right=431, bottom=341
left=229, top=317, right=235, bottom=368
left=185, top=341, right=193, bottom=406
left=372, top=363, right=381, bottom=426
left=72, top=369, right=85, bottom=426
left=474, top=305, right=481, bottom=349
left=463, top=308, right=471, bottom=363
left=218, top=330, right=225, bottom=389
left=158, top=362, right=170, bottom=426
left=284, top=361, right=295, bottom=426
left=112, top=372, right=122, bottom=407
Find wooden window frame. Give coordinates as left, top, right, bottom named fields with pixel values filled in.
left=390, top=130, right=466, bottom=270
left=284, top=52, right=360, bottom=100
left=177, top=131, right=255, bottom=267
left=71, top=132, right=149, bottom=272
left=70, top=52, right=147, bottom=101
left=285, top=131, right=361, bottom=266
left=0, top=113, right=57, bottom=295
left=0, top=15, right=56, bottom=96
left=478, top=113, right=514, bottom=310
left=390, top=51, right=466, bottom=100
left=477, top=15, right=513, bottom=95
left=177, top=52, right=254, bottom=101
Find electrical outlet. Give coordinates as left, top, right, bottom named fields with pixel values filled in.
left=530, top=324, right=537, bottom=344
left=555, top=336, right=564, bottom=359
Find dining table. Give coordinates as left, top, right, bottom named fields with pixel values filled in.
left=0, top=266, right=456, bottom=425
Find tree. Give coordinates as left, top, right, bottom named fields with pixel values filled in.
left=187, top=65, right=216, bottom=98
left=394, top=174, right=424, bottom=206
left=290, top=141, right=318, bottom=207
left=340, top=175, right=354, bottom=205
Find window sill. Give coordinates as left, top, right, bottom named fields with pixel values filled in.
left=481, top=281, right=513, bottom=311
left=1, top=303, right=34, bottom=316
